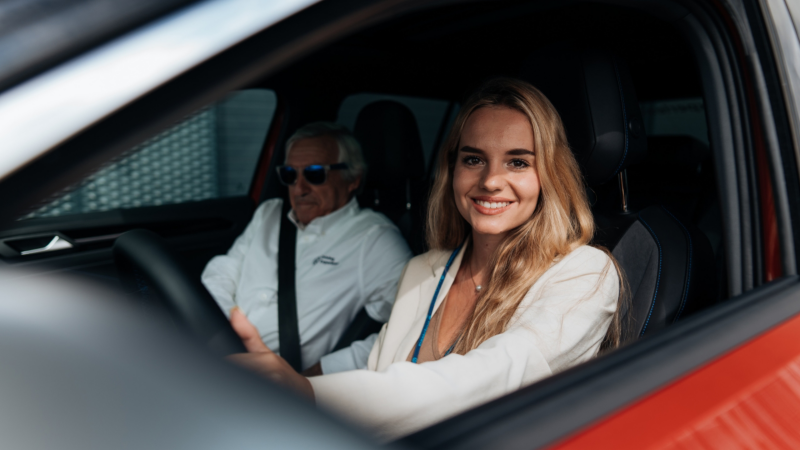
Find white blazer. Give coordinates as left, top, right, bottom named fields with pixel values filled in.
left=309, top=243, right=618, bottom=440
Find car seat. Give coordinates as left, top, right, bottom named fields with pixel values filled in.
left=520, top=47, right=717, bottom=340
left=627, top=135, right=725, bottom=302
left=325, top=101, right=429, bottom=352
left=353, top=100, right=427, bottom=254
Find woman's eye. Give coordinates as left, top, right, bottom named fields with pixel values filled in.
left=462, top=156, right=483, bottom=166
left=509, top=159, right=530, bottom=169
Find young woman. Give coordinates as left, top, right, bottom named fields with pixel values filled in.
left=228, top=77, right=624, bottom=440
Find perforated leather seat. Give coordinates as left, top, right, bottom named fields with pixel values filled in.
left=520, top=47, right=717, bottom=340
left=354, top=100, right=427, bottom=254
left=613, top=206, right=716, bottom=337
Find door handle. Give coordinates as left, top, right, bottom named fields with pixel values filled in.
left=19, top=235, right=74, bottom=255
left=0, top=233, right=76, bottom=258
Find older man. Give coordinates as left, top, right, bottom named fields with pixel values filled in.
left=201, top=122, right=411, bottom=374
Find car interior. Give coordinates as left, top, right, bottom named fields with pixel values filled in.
left=0, top=0, right=783, bottom=443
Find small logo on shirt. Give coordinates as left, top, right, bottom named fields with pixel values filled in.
left=313, top=255, right=339, bottom=266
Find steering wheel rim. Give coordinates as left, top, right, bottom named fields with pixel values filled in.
left=112, top=229, right=246, bottom=355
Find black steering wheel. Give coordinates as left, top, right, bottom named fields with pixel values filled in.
left=112, top=229, right=246, bottom=356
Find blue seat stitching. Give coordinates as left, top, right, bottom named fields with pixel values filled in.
left=661, top=206, right=693, bottom=321
left=638, top=216, right=662, bottom=336
left=604, top=60, right=629, bottom=184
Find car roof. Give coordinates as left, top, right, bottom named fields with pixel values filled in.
left=0, top=0, right=201, bottom=93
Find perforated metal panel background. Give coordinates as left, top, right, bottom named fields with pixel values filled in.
left=25, top=90, right=275, bottom=219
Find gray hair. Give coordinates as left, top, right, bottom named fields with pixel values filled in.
left=285, top=122, right=367, bottom=184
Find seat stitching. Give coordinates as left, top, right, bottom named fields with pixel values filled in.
left=638, top=216, right=662, bottom=336
left=605, top=60, right=629, bottom=183
left=661, top=206, right=692, bottom=322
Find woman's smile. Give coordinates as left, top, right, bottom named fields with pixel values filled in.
left=471, top=196, right=515, bottom=215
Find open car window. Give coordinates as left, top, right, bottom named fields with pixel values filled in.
left=640, top=97, right=709, bottom=145
left=25, top=89, right=277, bottom=219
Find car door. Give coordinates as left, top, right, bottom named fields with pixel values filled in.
left=3, top=0, right=800, bottom=448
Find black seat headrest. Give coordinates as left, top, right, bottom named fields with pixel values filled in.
left=520, top=47, right=647, bottom=186
left=353, top=100, right=425, bottom=191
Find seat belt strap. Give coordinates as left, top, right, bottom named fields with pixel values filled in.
left=277, top=198, right=302, bottom=372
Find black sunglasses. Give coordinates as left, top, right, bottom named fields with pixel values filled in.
left=276, top=163, right=349, bottom=186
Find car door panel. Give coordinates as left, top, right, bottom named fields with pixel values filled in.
left=0, top=196, right=254, bottom=288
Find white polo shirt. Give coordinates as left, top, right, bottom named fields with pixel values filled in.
left=201, top=197, right=411, bottom=371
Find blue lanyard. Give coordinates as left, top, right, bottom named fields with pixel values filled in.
left=411, top=242, right=465, bottom=363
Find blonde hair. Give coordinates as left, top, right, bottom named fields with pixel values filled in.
left=426, top=78, right=626, bottom=353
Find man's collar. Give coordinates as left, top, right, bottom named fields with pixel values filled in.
left=287, top=197, right=359, bottom=235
